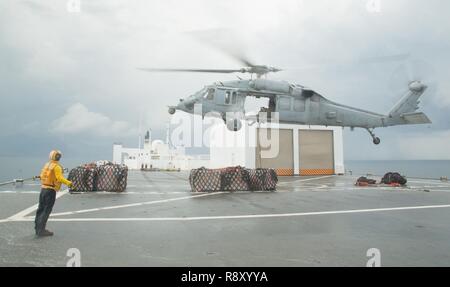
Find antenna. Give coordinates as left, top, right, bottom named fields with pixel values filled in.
left=137, top=108, right=143, bottom=169
left=149, top=128, right=152, bottom=148
left=138, top=109, right=143, bottom=150
left=166, top=121, right=171, bottom=148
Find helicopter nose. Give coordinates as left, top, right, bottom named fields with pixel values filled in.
left=409, top=81, right=427, bottom=92
left=177, top=98, right=194, bottom=110
left=177, top=101, right=185, bottom=109
left=182, top=95, right=198, bottom=108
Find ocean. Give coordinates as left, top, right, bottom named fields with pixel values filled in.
left=0, top=156, right=101, bottom=183
left=1, top=157, right=449, bottom=183
left=345, top=160, right=450, bottom=179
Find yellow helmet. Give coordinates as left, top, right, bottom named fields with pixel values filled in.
left=49, top=150, right=62, bottom=161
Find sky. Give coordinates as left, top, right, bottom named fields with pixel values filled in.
left=0, top=0, right=449, bottom=160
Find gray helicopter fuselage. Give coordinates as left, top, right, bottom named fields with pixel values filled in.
left=171, top=78, right=430, bottom=145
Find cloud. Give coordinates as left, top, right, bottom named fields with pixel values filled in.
left=51, top=103, right=137, bottom=137
left=1, top=0, right=450, bottom=158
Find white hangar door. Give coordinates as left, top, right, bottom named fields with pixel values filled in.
left=299, top=130, right=335, bottom=176
left=256, top=128, right=294, bottom=176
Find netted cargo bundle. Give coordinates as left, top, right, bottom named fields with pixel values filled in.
left=96, top=164, right=128, bottom=192
left=220, top=166, right=250, bottom=191
left=246, top=168, right=278, bottom=191
left=189, top=166, right=277, bottom=192
left=68, top=165, right=97, bottom=192
left=189, top=167, right=222, bottom=192
left=68, top=162, right=128, bottom=192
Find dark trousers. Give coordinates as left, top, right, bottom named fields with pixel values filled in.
left=34, top=188, right=56, bottom=234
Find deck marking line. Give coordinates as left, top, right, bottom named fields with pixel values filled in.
left=408, top=180, right=450, bottom=186
left=6, top=189, right=68, bottom=221
left=50, top=192, right=227, bottom=217
left=12, top=203, right=450, bottom=222
left=68, top=191, right=187, bottom=195
left=278, top=175, right=335, bottom=185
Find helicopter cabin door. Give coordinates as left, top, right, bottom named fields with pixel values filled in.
left=215, top=88, right=238, bottom=106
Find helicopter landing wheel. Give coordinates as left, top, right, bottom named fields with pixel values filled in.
left=367, top=129, right=381, bottom=145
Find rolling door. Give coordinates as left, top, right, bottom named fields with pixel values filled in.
left=299, top=130, right=334, bottom=175
left=256, top=128, right=294, bottom=176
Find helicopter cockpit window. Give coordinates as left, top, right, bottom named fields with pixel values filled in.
left=232, top=91, right=237, bottom=104
left=225, top=91, right=231, bottom=104
left=302, top=90, right=314, bottom=97
left=311, top=94, right=320, bottom=102
left=204, top=88, right=214, bottom=100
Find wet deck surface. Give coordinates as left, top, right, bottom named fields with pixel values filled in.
left=1, top=171, right=450, bottom=266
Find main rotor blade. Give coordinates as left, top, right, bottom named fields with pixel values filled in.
left=356, top=53, right=411, bottom=64
left=187, top=28, right=255, bottom=67
left=284, top=53, right=411, bottom=72
left=388, top=58, right=437, bottom=99
left=229, top=53, right=254, bottom=68
left=138, top=68, right=243, bottom=74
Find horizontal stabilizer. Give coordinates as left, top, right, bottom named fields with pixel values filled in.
left=400, top=112, right=431, bottom=125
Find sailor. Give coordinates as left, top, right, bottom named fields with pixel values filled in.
left=35, top=150, right=73, bottom=237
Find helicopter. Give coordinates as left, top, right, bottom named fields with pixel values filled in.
left=139, top=56, right=431, bottom=145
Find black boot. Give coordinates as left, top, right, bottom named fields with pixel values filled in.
left=36, top=230, right=54, bottom=237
